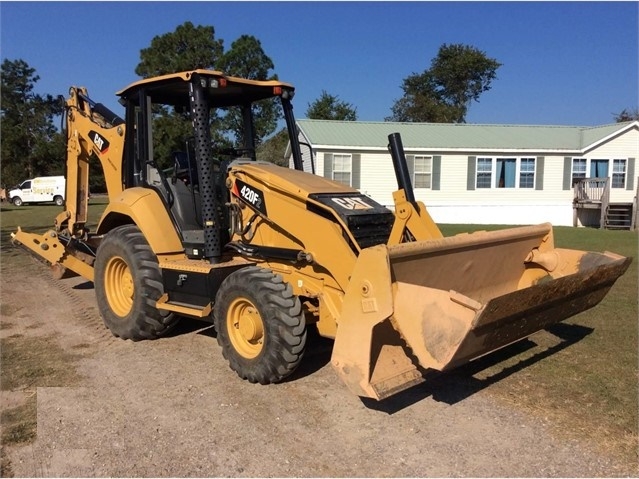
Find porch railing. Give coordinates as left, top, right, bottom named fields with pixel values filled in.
left=573, top=177, right=610, bottom=229
left=573, top=177, right=609, bottom=203
left=633, top=176, right=639, bottom=231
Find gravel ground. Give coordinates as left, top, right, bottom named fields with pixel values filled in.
left=1, top=260, right=635, bottom=477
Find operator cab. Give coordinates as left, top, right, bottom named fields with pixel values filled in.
left=116, top=70, right=302, bottom=261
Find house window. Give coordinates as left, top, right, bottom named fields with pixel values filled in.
left=414, top=155, right=432, bottom=188
left=496, top=158, right=517, bottom=188
left=519, top=158, right=536, bottom=188
left=572, top=158, right=587, bottom=185
left=332, top=153, right=352, bottom=186
left=612, top=159, right=627, bottom=188
left=590, top=159, right=609, bottom=178
left=476, top=157, right=537, bottom=189
left=476, top=158, right=492, bottom=188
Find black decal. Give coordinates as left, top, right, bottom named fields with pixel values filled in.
left=89, top=130, right=110, bottom=154
left=234, top=179, right=267, bottom=215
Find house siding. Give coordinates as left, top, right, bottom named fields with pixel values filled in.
left=582, top=126, right=639, bottom=201
left=411, top=152, right=575, bottom=225
left=290, top=121, right=639, bottom=227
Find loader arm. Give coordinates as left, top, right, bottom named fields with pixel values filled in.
left=386, top=132, right=443, bottom=243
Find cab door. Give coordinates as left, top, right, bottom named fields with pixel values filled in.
left=18, top=180, right=35, bottom=202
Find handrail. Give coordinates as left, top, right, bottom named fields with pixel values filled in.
left=572, top=177, right=610, bottom=229
left=573, top=177, right=609, bottom=203
left=599, top=178, right=610, bottom=229
left=632, top=176, right=639, bottom=231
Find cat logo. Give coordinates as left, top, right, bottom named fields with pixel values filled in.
left=331, top=197, right=374, bottom=210
left=89, top=130, right=110, bottom=154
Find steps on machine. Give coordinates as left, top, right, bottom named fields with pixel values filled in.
left=156, top=293, right=212, bottom=317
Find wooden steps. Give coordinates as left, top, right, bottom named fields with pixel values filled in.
left=605, top=203, right=634, bottom=230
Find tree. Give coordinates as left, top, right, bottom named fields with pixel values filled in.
left=387, top=44, right=501, bottom=123
left=217, top=34, right=274, bottom=80
left=135, top=22, right=223, bottom=78
left=217, top=35, right=280, bottom=146
left=613, top=108, right=639, bottom=122
left=306, top=91, right=358, bottom=121
left=256, top=129, right=290, bottom=167
left=388, top=71, right=463, bottom=123
left=1, top=59, right=65, bottom=188
left=135, top=22, right=223, bottom=169
left=135, top=26, right=281, bottom=166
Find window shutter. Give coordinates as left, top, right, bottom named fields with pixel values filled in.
left=323, top=153, right=333, bottom=179
left=535, top=157, right=545, bottom=190
left=626, top=158, right=635, bottom=190
left=562, top=157, right=572, bottom=190
left=351, top=154, right=361, bottom=189
left=467, top=156, right=476, bottom=190
left=432, top=155, right=441, bottom=190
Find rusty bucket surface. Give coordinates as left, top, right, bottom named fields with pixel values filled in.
left=331, top=223, right=631, bottom=400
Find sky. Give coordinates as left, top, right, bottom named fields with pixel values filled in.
left=1, top=1, right=637, bottom=126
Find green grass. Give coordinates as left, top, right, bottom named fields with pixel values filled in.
left=440, top=223, right=638, bottom=466
left=0, top=334, right=82, bottom=391
left=1, top=197, right=108, bottom=260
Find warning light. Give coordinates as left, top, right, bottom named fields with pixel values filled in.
left=210, top=78, right=227, bottom=88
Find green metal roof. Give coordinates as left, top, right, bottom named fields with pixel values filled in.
left=296, top=119, right=636, bottom=152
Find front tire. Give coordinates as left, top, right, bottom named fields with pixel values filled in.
left=12, top=197, right=23, bottom=207
left=213, top=266, right=306, bottom=384
left=94, top=224, right=177, bottom=340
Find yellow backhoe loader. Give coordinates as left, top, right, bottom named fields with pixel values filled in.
left=12, top=70, right=631, bottom=400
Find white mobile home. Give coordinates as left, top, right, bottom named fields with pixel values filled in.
left=289, top=119, right=639, bottom=228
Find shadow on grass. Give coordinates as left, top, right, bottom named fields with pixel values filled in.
left=361, top=322, right=594, bottom=414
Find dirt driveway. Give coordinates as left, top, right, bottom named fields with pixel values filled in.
left=1, top=257, right=634, bottom=477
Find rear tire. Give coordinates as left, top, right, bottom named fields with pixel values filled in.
left=12, top=197, right=23, bottom=207
left=213, top=266, right=306, bottom=384
left=94, top=224, right=177, bottom=340
left=54, top=195, right=64, bottom=206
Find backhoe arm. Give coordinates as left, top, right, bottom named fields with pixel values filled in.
left=56, top=87, right=126, bottom=237
left=12, top=87, right=127, bottom=282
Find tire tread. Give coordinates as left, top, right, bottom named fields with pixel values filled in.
left=213, top=266, right=306, bottom=384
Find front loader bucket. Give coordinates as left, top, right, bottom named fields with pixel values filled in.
left=331, top=223, right=631, bottom=400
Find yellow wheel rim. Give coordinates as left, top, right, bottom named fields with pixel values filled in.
left=227, top=297, right=264, bottom=359
left=104, top=256, right=134, bottom=317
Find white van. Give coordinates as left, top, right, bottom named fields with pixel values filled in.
left=9, top=176, right=66, bottom=206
